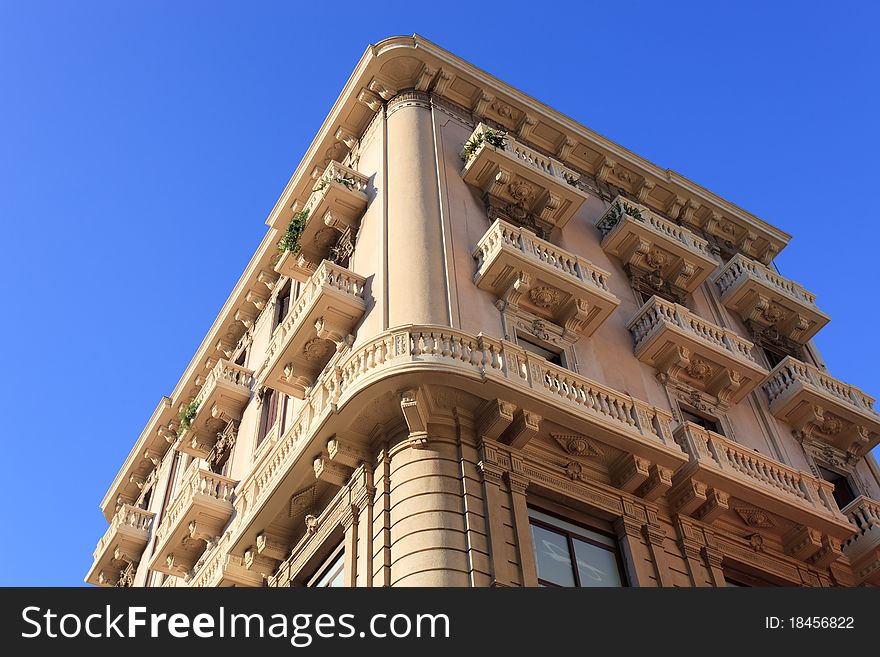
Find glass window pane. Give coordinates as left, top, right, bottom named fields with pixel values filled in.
left=530, top=525, right=575, bottom=587
left=572, top=538, right=622, bottom=587
left=528, top=509, right=616, bottom=548
left=311, top=551, right=344, bottom=587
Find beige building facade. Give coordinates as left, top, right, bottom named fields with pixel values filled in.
left=87, top=36, right=880, bottom=588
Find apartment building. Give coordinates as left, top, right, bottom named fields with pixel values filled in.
left=86, top=35, right=880, bottom=588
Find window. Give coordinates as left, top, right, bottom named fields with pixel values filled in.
left=517, top=332, right=564, bottom=367
left=257, top=389, right=279, bottom=447
left=680, top=407, right=722, bottom=435
left=817, top=466, right=857, bottom=510
left=234, top=348, right=247, bottom=367
left=275, top=281, right=292, bottom=329
left=762, top=346, right=786, bottom=369
left=528, top=508, right=625, bottom=587
left=307, top=545, right=344, bottom=587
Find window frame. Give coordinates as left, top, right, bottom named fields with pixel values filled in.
left=528, top=506, right=628, bottom=588
left=306, top=543, right=345, bottom=588
left=515, top=330, right=566, bottom=368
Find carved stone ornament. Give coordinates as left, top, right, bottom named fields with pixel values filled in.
left=305, top=514, right=319, bottom=535
left=645, top=249, right=668, bottom=270
left=508, top=181, right=534, bottom=202
left=524, top=321, right=547, bottom=343
left=552, top=432, right=603, bottom=458
left=302, top=337, right=333, bottom=362
left=685, top=358, right=714, bottom=381
left=748, top=533, right=765, bottom=552
left=564, top=461, right=584, bottom=481
left=529, top=286, right=561, bottom=309
left=736, top=507, right=775, bottom=529
left=289, top=485, right=317, bottom=519
left=761, top=303, right=784, bottom=324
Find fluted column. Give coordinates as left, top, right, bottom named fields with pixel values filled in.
left=385, top=91, right=450, bottom=327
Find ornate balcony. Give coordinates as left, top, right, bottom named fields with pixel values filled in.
left=177, top=359, right=254, bottom=458
left=840, top=496, right=880, bottom=585
left=189, top=537, right=264, bottom=587
left=275, top=161, right=369, bottom=282
left=149, top=462, right=237, bottom=578
left=473, top=219, right=620, bottom=337
left=671, top=422, right=853, bottom=565
left=715, top=254, right=829, bottom=345
left=86, top=505, right=155, bottom=587
left=461, top=123, right=588, bottom=231
left=597, top=196, right=717, bottom=296
left=627, top=296, right=767, bottom=403
left=763, top=357, right=880, bottom=457
left=259, top=261, right=367, bottom=398
left=232, top=325, right=689, bottom=551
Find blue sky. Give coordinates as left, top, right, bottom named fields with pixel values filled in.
left=1, top=2, right=878, bottom=585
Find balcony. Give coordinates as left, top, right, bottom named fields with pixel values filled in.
left=841, top=496, right=880, bottom=585
left=473, top=219, right=620, bottom=337
left=628, top=296, right=768, bottom=403
left=597, top=196, right=717, bottom=295
left=86, top=505, right=155, bottom=587
left=149, top=462, right=237, bottom=578
left=177, top=359, right=254, bottom=458
left=259, top=261, right=367, bottom=398
left=763, top=357, right=880, bottom=457
left=715, top=254, right=829, bottom=345
left=189, top=537, right=264, bottom=587
left=461, top=123, right=588, bottom=231
left=275, top=161, right=369, bottom=282
left=672, top=422, right=853, bottom=564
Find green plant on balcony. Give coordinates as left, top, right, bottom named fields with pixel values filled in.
left=313, top=174, right=357, bottom=193
left=177, top=400, right=200, bottom=436
left=462, top=128, right=507, bottom=162
left=277, top=208, right=311, bottom=255
left=596, top=200, right=644, bottom=234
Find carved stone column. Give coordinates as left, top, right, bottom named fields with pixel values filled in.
left=478, top=459, right=516, bottom=587
left=372, top=445, right=392, bottom=588
left=386, top=91, right=450, bottom=327
left=505, top=468, right=538, bottom=587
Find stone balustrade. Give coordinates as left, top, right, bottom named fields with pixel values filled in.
left=149, top=460, right=237, bottom=578
left=840, top=495, right=880, bottom=585
left=260, top=260, right=367, bottom=398
left=597, top=195, right=716, bottom=294
left=714, top=253, right=828, bottom=344
left=232, top=325, right=687, bottom=551
left=628, top=296, right=767, bottom=403
left=177, top=359, right=254, bottom=458
left=461, top=123, right=588, bottom=229
left=86, top=504, right=155, bottom=586
left=473, top=219, right=619, bottom=337
left=763, top=356, right=880, bottom=456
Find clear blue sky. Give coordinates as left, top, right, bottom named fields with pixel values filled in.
left=1, top=2, right=877, bottom=585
